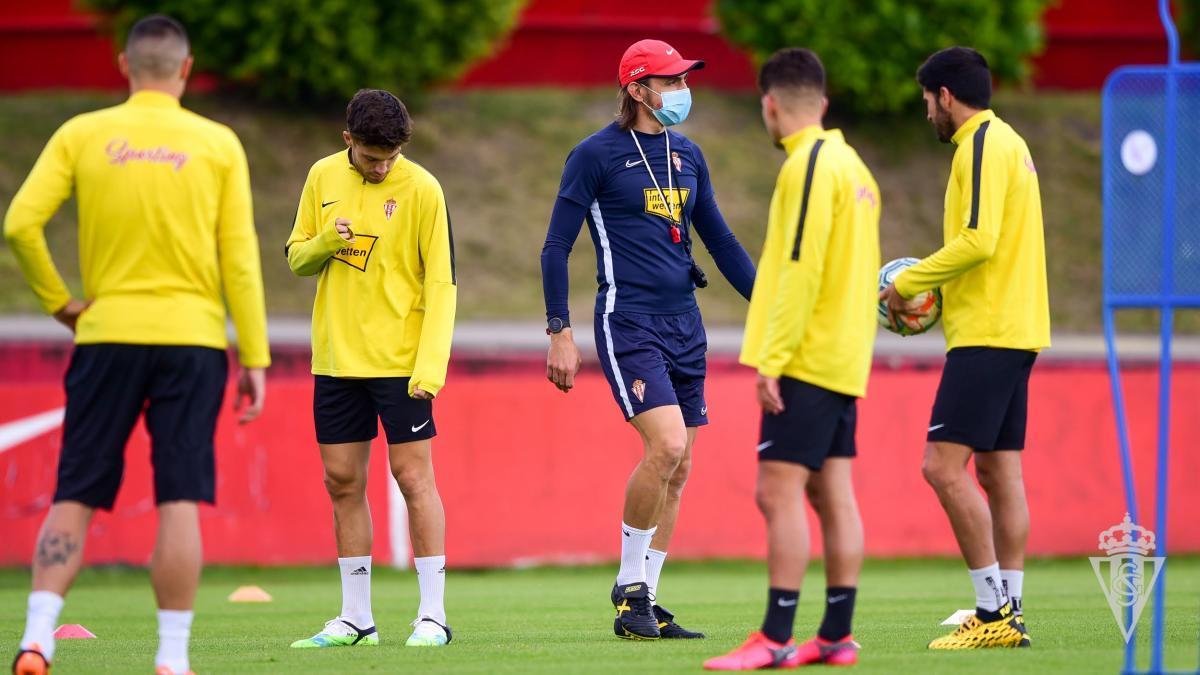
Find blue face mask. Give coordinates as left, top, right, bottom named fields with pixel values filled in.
left=641, top=84, right=692, bottom=126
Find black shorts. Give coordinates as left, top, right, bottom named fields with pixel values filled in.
left=55, top=344, right=228, bottom=510
left=757, top=377, right=857, bottom=471
left=927, top=347, right=1037, bottom=451
left=313, top=376, right=436, bottom=445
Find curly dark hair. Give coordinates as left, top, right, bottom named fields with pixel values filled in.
left=346, top=89, right=412, bottom=148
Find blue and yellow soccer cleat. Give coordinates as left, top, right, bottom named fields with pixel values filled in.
left=611, top=582, right=660, bottom=640
left=653, top=604, right=705, bottom=639
left=405, top=617, right=453, bottom=647
left=289, top=618, right=378, bottom=648
left=928, top=603, right=1025, bottom=650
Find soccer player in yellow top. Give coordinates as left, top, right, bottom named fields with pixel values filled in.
left=705, top=48, right=879, bottom=671
left=285, top=89, right=457, bottom=649
left=880, top=46, right=1050, bottom=650
left=5, top=15, right=269, bottom=675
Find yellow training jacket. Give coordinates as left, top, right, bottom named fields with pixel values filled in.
left=3, top=90, right=270, bottom=367
left=740, top=127, right=881, bottom=398
left=286, top=150, right=457, bottom=395
left=894, top=110, right=1050, bottom=352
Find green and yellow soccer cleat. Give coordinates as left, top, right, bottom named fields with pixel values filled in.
left=289, top=618, right=378, bottom=648
left=928, top=604, right=1025, bottom=650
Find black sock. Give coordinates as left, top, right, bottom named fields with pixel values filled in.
left=817, top=586, right=856, bottom=641
left=762, top=588, right=799, bottom=644
left=976, top=604, right=1007, bottom=623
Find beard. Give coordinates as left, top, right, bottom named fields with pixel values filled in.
left=931, top=104, right=955, bottom=143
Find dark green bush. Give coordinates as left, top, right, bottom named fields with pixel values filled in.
left=1179, top=0, right=1200, bottom=60
left=83, top=0, right=525, bottom=102
left=716, top=0, right=1052, bottom=116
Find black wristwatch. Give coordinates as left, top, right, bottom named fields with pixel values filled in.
left=547, top=317, right=570, bottom=335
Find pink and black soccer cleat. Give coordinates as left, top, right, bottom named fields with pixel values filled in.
left=703, top=632, right=799, bottom=670
left=794, top=635, right=860, bottom=665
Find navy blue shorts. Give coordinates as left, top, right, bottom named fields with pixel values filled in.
left=55, top=344, right=228, bottom=510
left=594, top=310, right=708, bottom=426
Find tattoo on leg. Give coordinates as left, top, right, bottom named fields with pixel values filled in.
left=36, top=530, right=79, bottom=568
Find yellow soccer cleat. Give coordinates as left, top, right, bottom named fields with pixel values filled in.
left=928, top=604, right=1026, bottom=650
left=1014, top=614, right=1032, bottom=648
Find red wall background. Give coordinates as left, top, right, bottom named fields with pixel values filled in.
left=0, top=0, right=1182, bottom=93
left=2, top=345, right=1197, bottom=567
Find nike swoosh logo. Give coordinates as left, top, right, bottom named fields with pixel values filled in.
left=322, top=200, right=339, bottom=208
left=928, top=423, right=945, bottom=432
left=411, top=420, right=430, bottom=433
left=700, top=406, right=708, bottom=416
left=777, top=598, right=797, bottom=607
left=828, top=594, right=849, bottom=604
left=625, top=159, right=644, bottom=168
left=666, top=48, right=674, bottom=55
left=770, top=645, right=797, bottom=667
left=756, top=440, right=774, bottom=452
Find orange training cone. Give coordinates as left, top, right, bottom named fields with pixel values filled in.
left=228, top=585, right=273, bottom=602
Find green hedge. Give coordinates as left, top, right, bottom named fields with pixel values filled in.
left=716, top=0, right=1052, bottom=116
left=83, top=0, right=525, bottom=102
left=1180, top=0, right=1200, bottom=60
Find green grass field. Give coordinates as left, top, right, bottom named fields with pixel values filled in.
left=3, top=558, right=1198, bottom=673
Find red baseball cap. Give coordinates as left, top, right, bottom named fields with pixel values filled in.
left=618, top=39, right=705, bottom=87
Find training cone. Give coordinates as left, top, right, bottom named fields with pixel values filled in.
left=941, top=609, right=976, bottom=626
left=54, top=624, right=97, bottom=639
left=228, top=585, right=272, bottom=602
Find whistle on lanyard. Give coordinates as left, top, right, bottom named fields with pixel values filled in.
left=670, top=225, right=681, bottom=244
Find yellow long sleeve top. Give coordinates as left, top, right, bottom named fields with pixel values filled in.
left=285, top=150, right=457, bottom=396
left=3, top=90, right=270, bottom=367
left=894, top=110, right=1050, bottom=352
left=740, top=127, right=881, bottom=398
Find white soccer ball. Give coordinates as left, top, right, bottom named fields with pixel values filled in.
left=877, top=257, right=942, bottom=336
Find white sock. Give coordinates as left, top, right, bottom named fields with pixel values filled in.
left=616, top=523, right=657, bottom=585
left=414, top=555, right=447, bottom=625
left=1001, top=569, right=1024, bottom=614
left=968, top=563, right=1007, bottom=612
left=645, top=548, right=668, bottom=600
left=155, top=609, right=192, bottom=674
left=338, top=555, right=374, bottom=627
left=20, top=591, right=63, bottom=661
